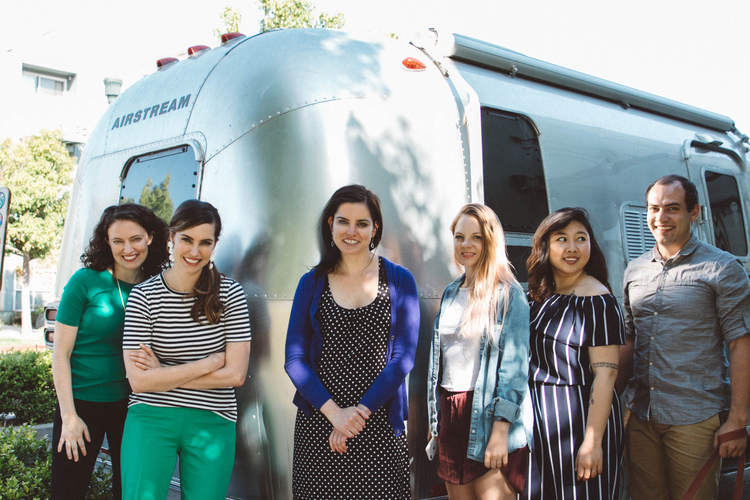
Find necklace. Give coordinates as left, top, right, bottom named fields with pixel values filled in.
left=116, top=278, right=126, bottom=311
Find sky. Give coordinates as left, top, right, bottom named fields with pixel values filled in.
left=1, top=0, right=748, bottom=137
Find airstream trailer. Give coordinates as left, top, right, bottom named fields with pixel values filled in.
left=50, top=28, right=749, bottom=499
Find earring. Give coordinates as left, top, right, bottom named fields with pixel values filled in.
left=369, top=240, right=375, bottom=251
left=168, top=240, right=175, bottom=263
left=209, top=250, right=216, bottom=270
left=331, top=240, right=335, bottom=248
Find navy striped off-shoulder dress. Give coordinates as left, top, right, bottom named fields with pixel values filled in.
left=523, top=293, right=625, bottom=500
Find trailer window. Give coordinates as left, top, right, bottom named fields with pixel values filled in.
left=481, top=108, right=547, bottom=233
left=704, top=171, right=747, bottom=256
left=120, top=146, right=200, bottom=223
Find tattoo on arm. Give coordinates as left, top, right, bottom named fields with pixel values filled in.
left=592, top=362, right=619, bottom=370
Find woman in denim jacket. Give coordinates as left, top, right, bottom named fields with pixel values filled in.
left=427, top=204, right=533, bottom=499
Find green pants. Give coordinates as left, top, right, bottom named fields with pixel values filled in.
left=121, top=404, right=236, bottom=500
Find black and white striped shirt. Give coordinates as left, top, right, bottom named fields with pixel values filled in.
left=123, top=273, right=251, bottom=421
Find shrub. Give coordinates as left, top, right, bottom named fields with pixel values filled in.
left=0, top=425, right=50, bottom=499
left=0, top=425, right=113, bottom=499
left=0, top=350, right=55, bottom=424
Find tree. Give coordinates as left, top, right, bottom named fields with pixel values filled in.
left=214, top=6, right=242, bottom=41
left=139, top=174, right=174, bottom=223
left=257, top=0, right=345, bottom=32
left=0, top=130, right=74, bottom=334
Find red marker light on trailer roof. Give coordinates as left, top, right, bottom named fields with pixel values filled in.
left=187, top=45, right=211, bottom=58
left=221, top=32, right=245, bottom=45
left=156, top=57, right=178, bottom=70
left=402, top=57, right=427, bottom=71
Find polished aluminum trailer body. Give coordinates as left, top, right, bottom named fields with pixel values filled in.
left=56, top=28, right=748, bottom=499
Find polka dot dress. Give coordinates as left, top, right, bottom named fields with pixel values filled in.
left=293, top=258, right=410, bottom=500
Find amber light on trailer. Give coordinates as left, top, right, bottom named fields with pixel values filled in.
left=402, top=57, right=427, bottom=71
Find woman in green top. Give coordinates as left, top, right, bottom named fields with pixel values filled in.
left=51, top=204, right=169, bottom=500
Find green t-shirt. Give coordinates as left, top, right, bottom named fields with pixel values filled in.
left=56, top=268, right=133, bottom=402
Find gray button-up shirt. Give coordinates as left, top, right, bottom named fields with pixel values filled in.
left=623, top=234, right=750, bottom=425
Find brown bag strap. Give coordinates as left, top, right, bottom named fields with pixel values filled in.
left=682, top=428, right=749, bottom=500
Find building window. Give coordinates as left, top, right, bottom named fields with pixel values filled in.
left=21, top=64, right=75, bottom=96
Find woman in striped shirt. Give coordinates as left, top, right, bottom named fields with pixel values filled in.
left=120, top=200, right=252, bottom=500
left=523, top=207, right=624, bottom=500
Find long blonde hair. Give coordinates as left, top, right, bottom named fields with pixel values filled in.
left=451, top=204, right=519, bottom=341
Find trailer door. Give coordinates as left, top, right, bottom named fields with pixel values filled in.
left=685, top=141, right=750, bottom=262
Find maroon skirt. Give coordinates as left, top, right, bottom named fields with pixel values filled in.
left=437, top=389, right=528, bottom=492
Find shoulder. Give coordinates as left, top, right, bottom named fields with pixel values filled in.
left=133, top=274, right=162, bottom=295
left=382, top=257, right=414, bottom=280
left=623, top=254, right=657, bottom=286
left=695, top=240, right=743, bottom=267
left=502, top=282, right=528, bottom=308
left=70, top=267, right=104, bottom=284
left=576, top=275, right=611, bottom=296
left=441, top=275, right=464, bottom=297
left=382, top=258, right=417, bottom=293
left=300, top=268, right=319, bottom=285
left=220, top=275, right=241, bottom=289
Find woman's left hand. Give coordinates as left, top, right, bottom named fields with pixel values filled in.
left=575, top=440, right=603, bottom=480
left=130, top=344, right=161, bottom=371
left=329, top=428, right=348, bottom=454
left=484, top=420, right=510, bottom=469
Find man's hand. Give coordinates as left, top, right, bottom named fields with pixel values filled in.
left=715, top=419, right=748, bottom=459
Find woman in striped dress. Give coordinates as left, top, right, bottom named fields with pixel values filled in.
left=120, top=200, right=252, bottom=500
left=523, top=208, right=624, bottom=500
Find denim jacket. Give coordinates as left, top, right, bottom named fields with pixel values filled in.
left=427, top=276, right=533, bottom=461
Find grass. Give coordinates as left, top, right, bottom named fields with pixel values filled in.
left=0, top=329, right=45, bottom=350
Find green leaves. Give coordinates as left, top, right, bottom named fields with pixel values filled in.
left=215, top=6, right=242, bottom=41
left=0, top=129, right=74, bottom=263
left=257, top=0, right=345, bottom=32
left=0, top=350, right=55, bottom=425
left=0, top=424, right=113, bottom=499
left=0, top=425, right=51, bottom=499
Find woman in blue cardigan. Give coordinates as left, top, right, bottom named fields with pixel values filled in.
left=285, top=184, right=420, bottom=500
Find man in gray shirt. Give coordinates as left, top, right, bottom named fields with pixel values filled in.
left=622, top=175, right=750, bottom=500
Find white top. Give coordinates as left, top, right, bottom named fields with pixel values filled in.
left=439, top=287, right=481, bottom=391
left=123, top=273, right=252, bottom=422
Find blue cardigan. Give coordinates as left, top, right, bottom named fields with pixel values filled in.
left=284, top=257, right=420, bottom=435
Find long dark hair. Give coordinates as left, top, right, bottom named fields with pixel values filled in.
left=81, top=203, right=169, bottom=279
left=314, top=185, right=383, bottom=278
left=526, top=207, right=611, bottom=302
left=169, top=200, right=224, bottom=324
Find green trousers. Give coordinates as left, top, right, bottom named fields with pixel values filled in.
left=121, top=404, right=236, bottom=500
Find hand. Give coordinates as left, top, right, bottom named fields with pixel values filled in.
left=484, top=421, right=509, bottom=469
left=575, top=440, right=603, bottom=480
left=329, top=428, right=348, bottom=454
left=130, top=344, right=161, bottom=371
left=715, top=419, right=749, bottom=459
left=328, top=406, right=369, bottom=438
left=57, top=414, right=91, bottom=461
